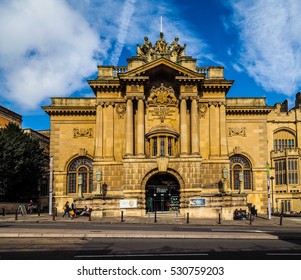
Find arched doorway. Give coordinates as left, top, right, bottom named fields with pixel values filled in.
left=145, top=173, right=180, bottom=213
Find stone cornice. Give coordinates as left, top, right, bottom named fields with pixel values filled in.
left=226, top=107, right=272, bottom=115
left=43, top=107, right=96, bottom=116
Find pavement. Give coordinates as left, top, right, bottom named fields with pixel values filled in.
left=0, top=212, right=300, bottom=239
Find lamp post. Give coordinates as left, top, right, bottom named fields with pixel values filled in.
left=270, top=176, right=275, bottom=214
left=238, top=171, right=244, bottom=194
left=96, top=169, right=102, bottom=195
left=78, top=174, right=83, bottom=198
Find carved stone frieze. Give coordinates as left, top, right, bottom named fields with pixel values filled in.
left=73, top=128, right=93, bottom=138
left=228, top=127, right=246, bottom=137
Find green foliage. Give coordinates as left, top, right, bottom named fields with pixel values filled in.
left=0, top=123, right=46, bottom=201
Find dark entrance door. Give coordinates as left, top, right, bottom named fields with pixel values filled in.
left=145, top=173, right=179, bottom=213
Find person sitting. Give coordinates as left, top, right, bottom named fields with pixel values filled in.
left=80, top=205, right=90, bottom=216
left=27, top=200, right=36, bottom=213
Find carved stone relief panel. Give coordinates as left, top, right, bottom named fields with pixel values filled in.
left=147, top=83, right=178, bottom=123
left=228, top=127, right=246, bottom=137
left=73, top=128, right=93, bottom=138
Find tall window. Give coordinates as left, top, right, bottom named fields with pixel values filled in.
left=67, top=157, right=93, bottom=194
left=230, top=155, right=252, bottom=190
left=275, top=158, right=298, bottom=185
left=273, top=130, right=296, bottom=151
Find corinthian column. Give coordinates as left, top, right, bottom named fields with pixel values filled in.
left=191, top=97, right=199, bottom=155
left=180, top=97, right=188, bottom=155
left=137, top=97, right=145, bottom=157
left=125, top=97, right=134, bottom=156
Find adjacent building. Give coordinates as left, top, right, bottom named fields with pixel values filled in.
left=43, top=33, right=301, bottom=219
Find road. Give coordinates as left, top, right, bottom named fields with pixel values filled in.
left=1, top=222, right=301, bottom=260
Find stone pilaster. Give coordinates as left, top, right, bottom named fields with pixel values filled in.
left=125, top=97, right=134, bottom=157
left=104, top=102, right=114, bottom=160
left=219, top=101, right=228, bottom=157
left=209, top=102, right=219, bottom=158
left=137, top=97, right=145, bottom=157
left=94, top=102, right=103, bottom=159
left=191, top=97, right=199, bottom=155
left=180, top=97, right=188, bottom=155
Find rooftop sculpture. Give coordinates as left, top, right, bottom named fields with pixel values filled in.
left=137, top=32, right=186, bottom=62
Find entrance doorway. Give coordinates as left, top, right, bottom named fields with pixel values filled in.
left=145, top=173, right=180, bottom=213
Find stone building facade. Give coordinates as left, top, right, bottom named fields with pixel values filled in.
left=0, top=105, right=22, bottom=128
left=43, top=33, right=301, bottom=219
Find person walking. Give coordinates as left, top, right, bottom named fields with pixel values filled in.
left=71, top=201, right=76, bottom=218
left=62, top=201, right=71, bottom=219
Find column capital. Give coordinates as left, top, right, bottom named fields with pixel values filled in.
left=104, top=101, right=115, bottom=107
left=135, top=96, right=145, bottom=101
left=124, top=96, right=134, bottom=101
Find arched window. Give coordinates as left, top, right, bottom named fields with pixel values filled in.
left=67, top=157, right=93, bottom=194
left=273, top=129, right=296, bottom=151
left=230, top=155, right=252, bottom=190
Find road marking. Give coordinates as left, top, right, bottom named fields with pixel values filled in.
left=266, top=253, right=301, bottom=256
left=211, top=229, right=272, bottom=233
left=74, top=253, right=209, bottom=258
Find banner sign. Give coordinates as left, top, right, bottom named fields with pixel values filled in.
left=120, top=199, right=138, bottom=209
left=189, top=197, right=206, bottom=207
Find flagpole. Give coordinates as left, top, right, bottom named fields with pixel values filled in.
left=160, top=16, right=162, bottom=32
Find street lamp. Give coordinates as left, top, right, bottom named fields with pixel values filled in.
left=238, top=171, right=244, bottom=194
left=270, top=176, right=275, bottom=214
left=78, top=174, right=83, bottom=198
left=96, top=169, right=102, bottom=195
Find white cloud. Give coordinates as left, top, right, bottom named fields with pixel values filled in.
left=228, top=0, right=301, bottom=96
left=0, top=0, right=210, bottom=113
left=0, top=0, right=100, bottom=110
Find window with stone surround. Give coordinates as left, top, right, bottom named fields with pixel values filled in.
left=275, top=158, right=298, bottom=186
left=145, top=125, right=179, bottom=157
left=230, top=155, right=252, bottom=191
left=67, top=157, right=93, bottom=194
left=273, top=129, right=296, bottom=151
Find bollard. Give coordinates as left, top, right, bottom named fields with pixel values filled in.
left=121, top=211, right=124, bottom=222
left=15, top=210, right=18, bottom=220
left=2, top=207, right=5, bottom=216
left=280, top=214, right=283, bottom=226
left=154, top=210, right=157, bottom=223
left=89, top=211, right=92, bottom=221
left=186, top=213, right=189, bottom=224
left=249, top=214, right=253, bottom=225
left=218, top=213, right=221, bottom=224
left=38, top=207, right=41, bottom=217
left=52, top=208, right=56, bottom=221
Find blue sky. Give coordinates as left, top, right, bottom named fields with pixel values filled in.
left=0, top=0, right=301, bottom=130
